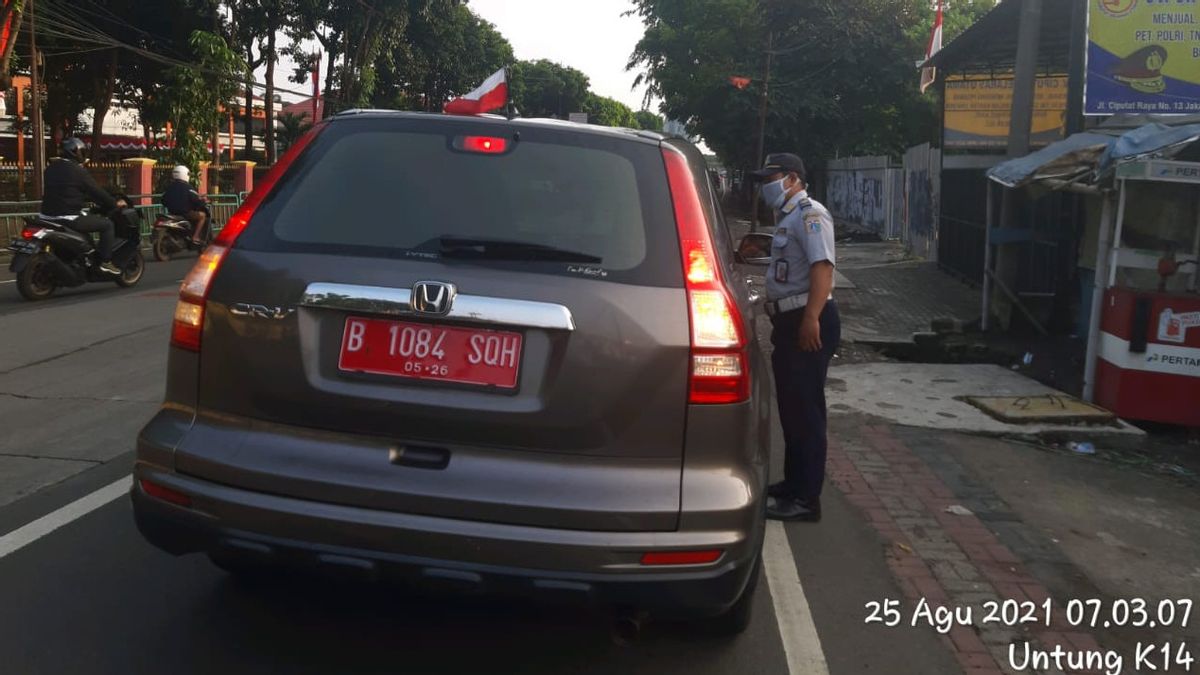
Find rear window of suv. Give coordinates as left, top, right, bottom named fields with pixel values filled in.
left=236, top=116, right=682, bottom=287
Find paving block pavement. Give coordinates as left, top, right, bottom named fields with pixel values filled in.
left=827, top=414, right=1128, bottom=675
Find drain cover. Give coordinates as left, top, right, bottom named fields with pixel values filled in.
left=963, top=395, right=1115, bottom=424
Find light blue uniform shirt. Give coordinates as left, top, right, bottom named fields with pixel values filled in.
left=765, top=190, right=836, bottom=302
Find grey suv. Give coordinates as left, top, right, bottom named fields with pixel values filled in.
left=132, top=111, right=770, bottom=634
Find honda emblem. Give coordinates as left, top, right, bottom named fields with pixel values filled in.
left=411, top=281, right=456, bottom=315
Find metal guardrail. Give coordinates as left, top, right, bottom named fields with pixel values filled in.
left=0, top=193, right=243, bottom=255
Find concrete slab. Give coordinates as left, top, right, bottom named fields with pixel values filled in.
left=0, top=455, right=96, bottom=509
left=827, top=362, right=1144, bottom=441
left=965, top=395, right=1115, bottom=424
left=833, top=269, right=856, bottom=290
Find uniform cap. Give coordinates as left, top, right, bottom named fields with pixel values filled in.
left=750, top=153, right=806, bottom=181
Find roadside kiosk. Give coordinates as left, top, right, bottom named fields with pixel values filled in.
left=986, top=123, right=1200, bottom=427
left=1092, top=159, right=1200, bottom=426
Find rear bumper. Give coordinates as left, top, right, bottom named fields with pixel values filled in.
left=131, top=464, right=761, bottom=616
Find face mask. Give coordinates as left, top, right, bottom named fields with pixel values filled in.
left=761, top=177, right=790, bottom=210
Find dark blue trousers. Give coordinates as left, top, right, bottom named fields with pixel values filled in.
left=770, top=301, right=840, bottom=500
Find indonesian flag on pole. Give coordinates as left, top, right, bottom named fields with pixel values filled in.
left=444, top=68, right=509, bottom=115
left=920, top=0, right=943, bottom=94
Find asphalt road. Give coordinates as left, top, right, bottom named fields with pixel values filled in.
left=0, top=257, right=963, bottom=675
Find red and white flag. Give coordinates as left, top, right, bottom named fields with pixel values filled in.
left=920, top=0, right=943, bottom=94
left=444, top=68, right=509, bottom=115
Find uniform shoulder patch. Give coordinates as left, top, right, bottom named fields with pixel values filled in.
left=804, top=213, right=822, bottom=233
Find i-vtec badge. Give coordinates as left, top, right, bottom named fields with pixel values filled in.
left=229, top=303, right=295, bottom=320
left=411, top=281, right=456, bottom=316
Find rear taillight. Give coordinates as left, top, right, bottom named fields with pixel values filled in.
left=171, top=245, right=228, bottom=351
left=662, top=147, right=750, bottom=405
left=20, top=227, right=42, bottom=240
left=172, top=123, right=326, bottom=352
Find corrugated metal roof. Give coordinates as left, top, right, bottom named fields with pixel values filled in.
left=923, top=0, right=1074, bottom=75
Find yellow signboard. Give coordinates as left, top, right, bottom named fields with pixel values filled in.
left=944, top=76, right=1068, bottom=149
left=1086, top=0, right=1200, bottom=115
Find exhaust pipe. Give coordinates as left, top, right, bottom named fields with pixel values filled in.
left=610, top=609, right=648, bottom=646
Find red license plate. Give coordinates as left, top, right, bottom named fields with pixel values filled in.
left=338, top=317, right=523, bottom=389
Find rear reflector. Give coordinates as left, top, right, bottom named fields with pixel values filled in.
left=139, top=478, right=192, bottom=508
left=459, top=135, right=508, bottom=154
left=640, top=550, right=723, bottom=566
left=20, top=227, right=41, bottom=240
left=662, top=146, right=750, bottom=405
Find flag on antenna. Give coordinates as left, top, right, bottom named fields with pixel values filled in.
left=444, top=68, right=509, bottom=116
left=920, top=0, right=944, bottom=94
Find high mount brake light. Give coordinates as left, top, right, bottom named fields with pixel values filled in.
left=456, top=135, right=509, bottom=154
left=662, top=147, right=750, bottom=405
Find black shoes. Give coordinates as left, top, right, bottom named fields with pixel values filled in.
left=766, top=495, right=821, bottom=522
left=766, top=481, right=790, bottom=499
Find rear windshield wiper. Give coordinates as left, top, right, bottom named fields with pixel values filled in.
left=423, top=236, right=602, bottom=264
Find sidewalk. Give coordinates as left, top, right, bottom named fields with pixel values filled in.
left=825, top=414, right=1200, bottom=674
left=810, top=227, right=1199, bottom=672
left=835, top=241, right=980, bottom=345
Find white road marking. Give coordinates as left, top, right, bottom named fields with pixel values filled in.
left=0, top=279, right=14, bottom=284
left=0, top=475, right=131, bottom=561
left=764, top=520, right=830, bottom=675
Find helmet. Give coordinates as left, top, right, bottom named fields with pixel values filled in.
left=61, top=137, right=86, bottom=162
left=171, top=165, right=190, bottom=181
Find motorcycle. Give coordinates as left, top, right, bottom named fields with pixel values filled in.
left=151, top=204, right=212, bottom=262
left=7, top=204, right=145, bottom=301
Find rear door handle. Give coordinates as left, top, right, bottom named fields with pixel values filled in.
left=388, top=445, right=450, bottom=470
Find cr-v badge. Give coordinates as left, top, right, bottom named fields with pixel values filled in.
left=229, top=303, right=296, bottom=320
left=411, top=281, right=456, bottom=315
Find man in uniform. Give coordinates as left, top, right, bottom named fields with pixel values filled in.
left=752, top=153, right=840, bottom=522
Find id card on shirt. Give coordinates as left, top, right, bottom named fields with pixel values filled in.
left=774, top=259, right=789, bottom=283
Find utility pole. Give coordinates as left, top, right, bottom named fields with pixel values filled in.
left=1006, top=0, right=1043, bottom=158
left=992, top=0, right=1044, bottom=330
left=749, top=30, right=774, bottom=229
left=1065, top=0, right=1087, bottom=135
left=28, top=0, right=43, bottom=199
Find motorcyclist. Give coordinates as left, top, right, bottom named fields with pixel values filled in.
left=160, top=165, right=208, bottom=245
left=40, top=137, right=123, bottom=276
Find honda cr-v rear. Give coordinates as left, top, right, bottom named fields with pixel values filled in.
left=132, top=110, right=770, bottom=634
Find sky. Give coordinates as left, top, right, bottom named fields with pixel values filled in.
left=466, top=0, right=653, bottom=112
left=270, top=0, right=655, bottom=113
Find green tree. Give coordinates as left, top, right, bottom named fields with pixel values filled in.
left=374, top=3, right=513, bottom=111
left=276, top=111, right=313, bottom=152
left=584, top=93, right=638, bottom=127
left=286, top=0, right=457, bottom=113
left=509, top=59, right=590, bottom=119
left=161, top=31, right=246, bottom=171
left=634, top=109, right=664, bottom=131
left=627, top=0, right=978, bottom=171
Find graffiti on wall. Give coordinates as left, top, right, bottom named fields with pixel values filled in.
left=902, top=143, right=940, bottom=261
left=827, top=169, right=889, bottom=235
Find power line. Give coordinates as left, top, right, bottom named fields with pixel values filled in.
left=34, top=0, right=344, bottom=108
